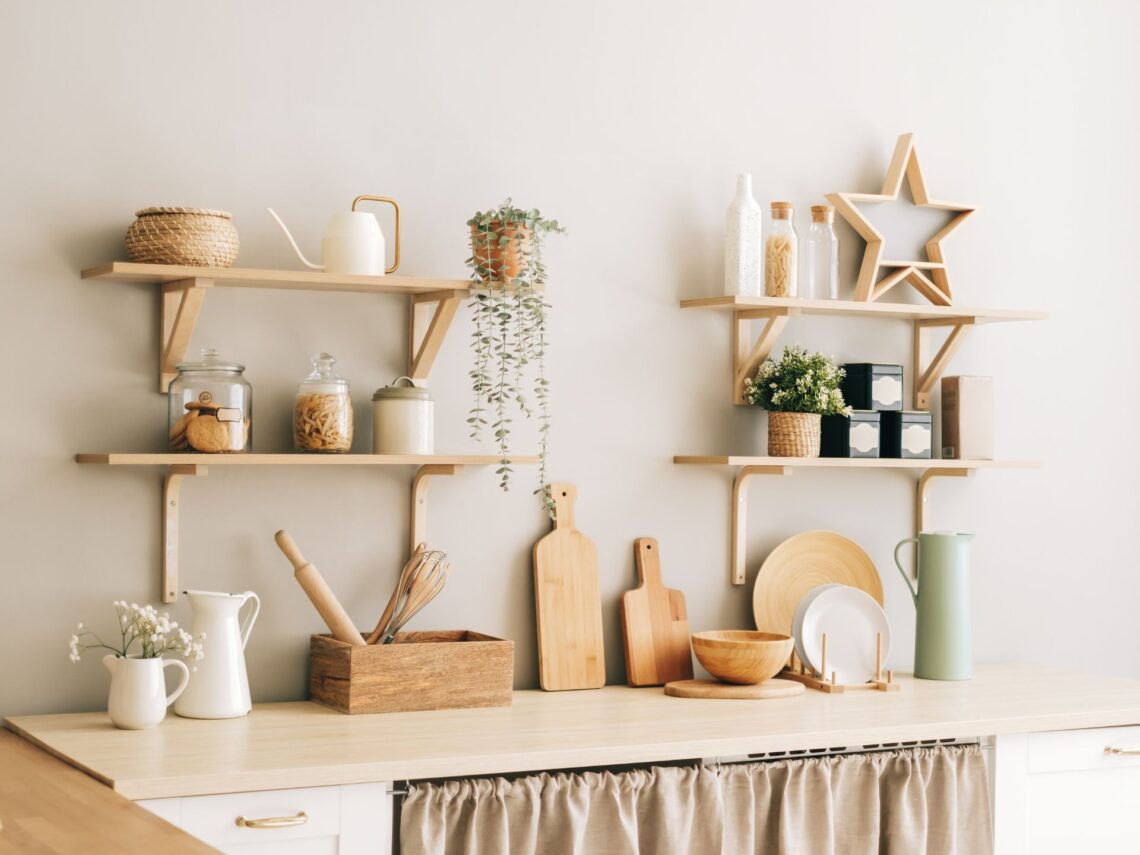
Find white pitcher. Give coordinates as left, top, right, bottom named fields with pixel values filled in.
left=174, top=590, right=260, bottom=719
left=268, top=195, right=401, bottom=276
left=103, top=655, right=189, bottom=730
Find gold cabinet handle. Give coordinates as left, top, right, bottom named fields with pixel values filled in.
left=235, top=810, right=308, bottom=829
left=1104, top=746, right=1140, bottom=756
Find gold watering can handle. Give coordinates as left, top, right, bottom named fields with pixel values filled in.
left=352, top=195, right=401, bottom=273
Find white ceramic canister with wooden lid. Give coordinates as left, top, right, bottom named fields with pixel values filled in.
left=371, top=377, right=433, bottom=454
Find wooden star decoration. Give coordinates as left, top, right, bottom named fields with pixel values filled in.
left=827, top=133, right=976, bottom=306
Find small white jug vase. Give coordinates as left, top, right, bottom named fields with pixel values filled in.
left=174, top=590, right=260, bottom=720
left=103, top=655, right=189, bottom=730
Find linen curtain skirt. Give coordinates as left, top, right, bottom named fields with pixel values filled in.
left=400, top=744, right=991, bottom=855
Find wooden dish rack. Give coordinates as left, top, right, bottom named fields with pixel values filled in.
left=780, top=632, right=899, bottom=694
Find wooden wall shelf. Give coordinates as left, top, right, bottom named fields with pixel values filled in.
left=674, top=456, right=1039, bottom=585
left=83, top=262, right=469, bottom=391
left=79, top=453, right=536, bottom=603
left=680, top=295, right=1046, bottom=407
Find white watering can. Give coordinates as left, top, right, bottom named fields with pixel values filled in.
left=268, top=195, right=401, bottom=276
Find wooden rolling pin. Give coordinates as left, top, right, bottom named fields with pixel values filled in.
left=274, top=530, right=366, bottom=646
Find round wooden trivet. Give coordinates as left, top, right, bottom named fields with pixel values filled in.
left=664, top=678, right=805, bottom=699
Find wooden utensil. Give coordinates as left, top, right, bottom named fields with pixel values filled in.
left=366, top=543, right=427, bottom=644
left=619, top=538, right=692, bottom=686
left=274, top=530, right=366, bottom=646
left=751, top=531, right=883, bottom=636
left=664, top=678, right=805, bottom=699
left=533, top=483, right=605, bottom=691
left=691, top=630, right=793, bottom=684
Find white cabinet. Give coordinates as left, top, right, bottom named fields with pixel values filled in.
left=995, top=725, right=1140, bottom=854
left=138, top=782, right=392, bottom=855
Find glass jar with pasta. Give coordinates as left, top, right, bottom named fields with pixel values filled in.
left=764, top=201, right=798, bottom=297
left=294, top=353, right=353, bottom=453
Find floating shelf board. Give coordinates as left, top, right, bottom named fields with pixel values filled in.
left=76, top=453, right=536, bottom=466
left=82, top=262, right=469, bottom=296
left=680, top=295, right=1046, bottom=407
left=675, top=455, right=1040, bottom=585
left=83, top=262, right=470, bottom=390
left=78, top=453, right=537, bottom=603
left=674, top=456, right=1038, bottom=470
left=679, top=295, right=1046, bottom=323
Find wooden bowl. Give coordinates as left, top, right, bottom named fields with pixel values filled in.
left=691, top=631, right=794, bottom=685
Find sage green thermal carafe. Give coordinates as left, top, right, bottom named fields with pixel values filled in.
left=893, top=532, right=974, bottom=681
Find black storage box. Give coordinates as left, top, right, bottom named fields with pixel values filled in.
left=841, top=363, right=904, bottom=411
left=880, top=410, right=933, bottom=459
left=821, top=410, right=881, bottom=458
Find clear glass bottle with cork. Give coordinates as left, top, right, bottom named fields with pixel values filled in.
left=805, top=204, right=839, bottom=300
left=765, top=201, right=797, bottom=297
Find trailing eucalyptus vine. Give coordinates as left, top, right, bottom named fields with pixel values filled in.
left=466, top=200, right=564, bottom=516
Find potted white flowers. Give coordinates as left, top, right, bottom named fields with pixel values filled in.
left=743, top=345, right=851, bottom=458
left=69, top=601, right=205, bottom=729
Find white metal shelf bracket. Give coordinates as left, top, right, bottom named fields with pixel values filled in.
left=410, top=464, right=463, bottom=559
left=730, top=465, right=791, bottom=585
left=162, top=464, right=207, bottom=603
left=160, top=278, right=213, bottom=392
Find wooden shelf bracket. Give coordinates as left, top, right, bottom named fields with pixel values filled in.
left=732, top=308, right=796, bottom=405
left=912, top=317, right=975, bottom=410
left=162, top=464, right=207, bottom=603
left=916, top=467, right=973, bottom=536
left=408, top=290, right=464, bottom=381
left=160, top=278, right=212, bottom=392
left=731, top=465, right=791, bottom=585
left=409, top=464, right=462, bottom=559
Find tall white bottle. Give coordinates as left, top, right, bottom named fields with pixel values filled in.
left=725, top=173, right=762, bottom=296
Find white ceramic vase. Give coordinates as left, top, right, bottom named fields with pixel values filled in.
left=103, top=655, right=190, bottom=730
left=725, top=173, right=763, bottom=296
left=174, top=590, right=259, bottom=719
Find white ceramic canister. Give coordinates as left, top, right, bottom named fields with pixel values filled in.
left=372, top=377, right=433, bottom=454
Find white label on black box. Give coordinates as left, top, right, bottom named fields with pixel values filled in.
left=872, top=376, right=901, bottom=407
left=902, top=424, right=931, bottom=455
left=850, top=423, right=878, bottom=453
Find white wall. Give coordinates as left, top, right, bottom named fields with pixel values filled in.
left=2, top=0, right=1137, bottom=715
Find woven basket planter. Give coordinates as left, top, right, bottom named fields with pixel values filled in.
left=125, top=207, right=239, bottom=267
left=768, top=412, right=822, bottom=457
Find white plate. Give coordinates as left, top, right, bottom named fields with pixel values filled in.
left=801, top=585, right=891, bottom=685
left=792, top=584, right=840, bottom=667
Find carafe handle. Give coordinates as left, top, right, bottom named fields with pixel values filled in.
left=352, top=195, right=401, bottom=273
left=163, top=659, right=191, bottom=707
left=238, top=591, right=261, bottom=650
left=893, top=537, right=920, bottom=605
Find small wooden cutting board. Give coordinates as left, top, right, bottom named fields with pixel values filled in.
left=664, top=678, right=805, bottom=699
left=619, top=537, right=693, bottom=686
left=533, top=484, right=605, bottom=691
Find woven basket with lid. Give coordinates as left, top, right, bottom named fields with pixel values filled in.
left=767, top=412, right=822, bottom=457
left=125, top=207, right=239, bottom=267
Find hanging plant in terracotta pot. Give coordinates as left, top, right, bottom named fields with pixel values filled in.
left=466, top=200, right=564, bottom=514
left=743, top=345, right=850, bottom=458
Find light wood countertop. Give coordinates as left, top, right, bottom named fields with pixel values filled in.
left=0, top=730, right=215, bottom=854
left=8, top=664, right=1140, bottom=801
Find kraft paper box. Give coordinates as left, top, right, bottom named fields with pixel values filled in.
left=941, top=376, right=993, bottom=460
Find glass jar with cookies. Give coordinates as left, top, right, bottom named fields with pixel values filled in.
left=168, top=349, right=252, bottom=453
left=294, top=353, right=353, bottom=453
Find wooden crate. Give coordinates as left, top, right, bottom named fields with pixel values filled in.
left=309, top=630, right=514, bottom=714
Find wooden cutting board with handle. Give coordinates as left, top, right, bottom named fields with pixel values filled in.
left=533, top=484, right=605, bottom=690
left=620, top=537, right=693, bottom=686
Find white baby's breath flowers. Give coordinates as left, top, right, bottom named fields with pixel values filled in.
left=67, top=601, right=206, bottom=664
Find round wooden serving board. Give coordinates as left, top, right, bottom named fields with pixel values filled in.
left=752, top=530, right=883, bottom=635
left=664, top=678, right=805, bottom=699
